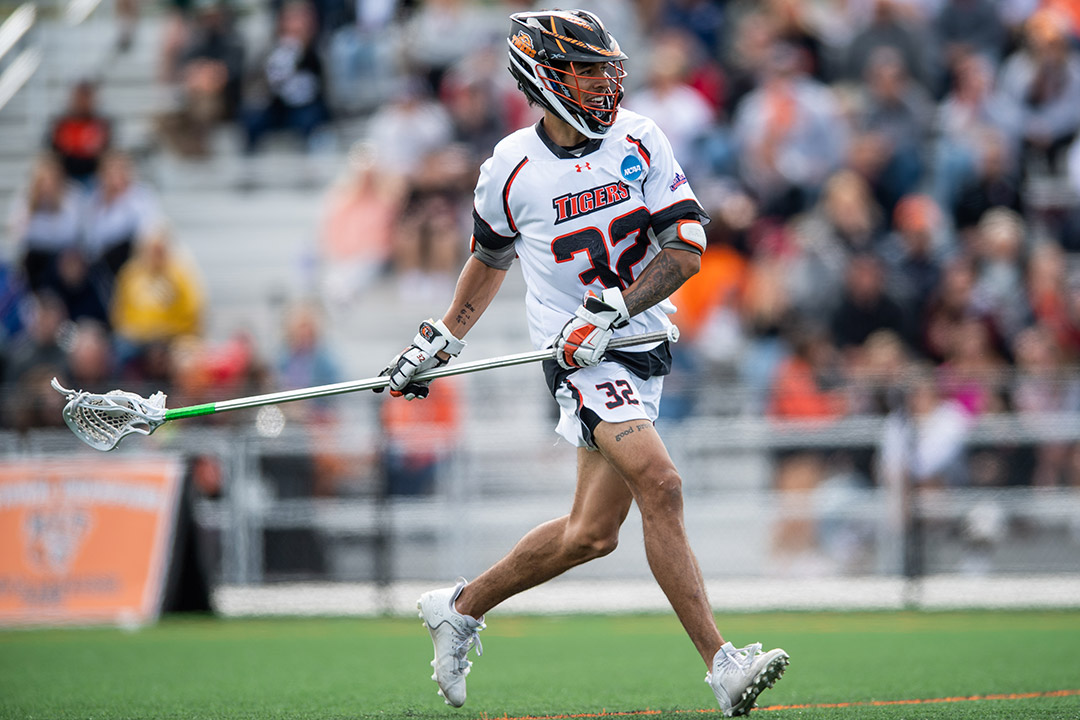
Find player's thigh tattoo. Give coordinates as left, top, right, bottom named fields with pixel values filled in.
left=610, top=420, right=655, bottom=443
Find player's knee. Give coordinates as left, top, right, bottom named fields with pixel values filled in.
left=565, top=524, right=620, bottom=561
left=637, top=469, right=684, bottom=517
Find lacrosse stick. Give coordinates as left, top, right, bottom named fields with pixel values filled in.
left=51, top=326, right=679, bottom=451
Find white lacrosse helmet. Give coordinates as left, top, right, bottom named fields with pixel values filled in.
left=507, top=9, right=628, bottom=139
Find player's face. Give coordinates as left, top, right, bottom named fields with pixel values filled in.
left=567, top=61, right=616, bottom=109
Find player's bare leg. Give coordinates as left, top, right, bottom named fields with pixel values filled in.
left=591, top=418, right=725, bottom=665
left=455, top=448, right=633, bottom=618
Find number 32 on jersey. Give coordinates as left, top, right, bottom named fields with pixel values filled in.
left=552, top=206, right=651, bottom=291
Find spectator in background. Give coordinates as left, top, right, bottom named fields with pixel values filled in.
left=441, top=48, right=520, bottom=165
left=242, top=0, right=332, bottom=157
left=318, top=142, right=407, bottom=305
left=849, top=46, right=934, bottom=217
left=83, top=151, right=163, bottom=290
left=166, top=332, right=266, bottom=411
left=938, top=314, right=1009, bottom=415
left=323, top=0, right=398, bottom=114
left=938, top=315, right=1012, bottom=487
left=6, top=154, right=84, bottom=295
left=653, top=0, right=725, bottom=58
left=877, top=194, right=950, bottom=334
left=997, top=8, right=1080, bottom=173
left=1011, top=325, right=1080, bottom=486
left=732, top=41, right=848, bottom=218
left=380, top=377, right=461, bottom=495
left=1025, top=241, right=1080, bottom=359
left=765, top=0, right=827, bottom=79
left=768, top=324, right=848, bottom=421
left=934, top=0, right=1008, bottom=68
left=1, top=292, right=68, bottom=431
left=969, top=208, right=1031, bottom=346
left=623, top=30, right=716, bottom=175
left=63, top=319, right=116, bottom=391
left=720, top=9, right=777, bottom=117
left=843, top=0, right=940, bottom=94
left=933, top=51, right=1021, bottom=215
left=157, top=0, right=245, bottom=158
left=277, top=301, right=340, bottom=418
left=668, top=203, right=750, bottom=366
left=848, top=329, right=909, bottom=415
left=879, top=365, right=972, bottom=490
left=46, top=80, right=112, bottom=187
left=736, top=224, right=797, bottom=414
left=951, top=130, right=1024, bottom=236
left=393, top=183, right=468, bottom=300
left=788, top=170, right=884, bottom=320
left=828, top=252, right=908, bottom=355
left=50, top=248, right=110, bottom=327
left=767, top=324, right=848, bottom=573
left=365, top=77, right=454, bottom=183
left=110, top=225, right=205, bottom=367
left=920, top=257, right=981, bottom=362
left=400, top=0, right=498, bottom=95
left=273, top=302, right=344, bottom=497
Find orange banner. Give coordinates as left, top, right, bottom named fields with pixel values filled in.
left=0, top=456, right=183, bottom=626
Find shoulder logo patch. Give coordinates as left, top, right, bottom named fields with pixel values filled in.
left=669, top=172, right=687, bottom=191
left=621, top=155, right=643, bottom=182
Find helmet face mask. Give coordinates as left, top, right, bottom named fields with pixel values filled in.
left=508, top=10, right=628, bottom=139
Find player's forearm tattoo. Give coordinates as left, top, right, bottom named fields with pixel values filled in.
left=453, top=302, right=477, bottom=329
left=623, top=251, right=688, bottom=315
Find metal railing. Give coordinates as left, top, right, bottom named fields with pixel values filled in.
left=4, top=405, right=1079, bottom=587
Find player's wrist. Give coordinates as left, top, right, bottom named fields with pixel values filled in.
left=416, top=319, right=467, bottom=358
left=576, top=288, right=630, bottom=331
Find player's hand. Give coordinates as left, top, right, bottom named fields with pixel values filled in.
left=377, top=319, right=466, bottom=400
left=554, top=288, right=630, bottom=370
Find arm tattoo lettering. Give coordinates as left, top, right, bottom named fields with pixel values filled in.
left=453, top=302, right=477, bottom=329
left=622, top=251, right=687, bottom=316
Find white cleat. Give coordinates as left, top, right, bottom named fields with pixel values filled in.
left=417, top=578, right=485, bottom=707
left=706, top=642, right=789, bottom=717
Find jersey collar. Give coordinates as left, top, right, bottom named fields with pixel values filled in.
left=535, top=120, right=604, bottom=159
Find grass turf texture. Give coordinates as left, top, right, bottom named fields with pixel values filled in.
left=1, top=610, right=1078, bottom=719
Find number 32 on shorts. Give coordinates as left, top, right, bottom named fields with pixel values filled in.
left=595, top=379, right=640, bottom=409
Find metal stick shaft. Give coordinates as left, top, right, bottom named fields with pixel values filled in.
left=165, top=327, right=678, bottom=420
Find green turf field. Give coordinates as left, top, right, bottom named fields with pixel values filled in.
left=1, top=610, right=1078, bottom=719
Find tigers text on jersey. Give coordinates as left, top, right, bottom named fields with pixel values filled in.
left=471, top=108, right=708, bottom=350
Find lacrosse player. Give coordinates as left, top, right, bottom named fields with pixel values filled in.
left=380, top=10, right=788, bottom=717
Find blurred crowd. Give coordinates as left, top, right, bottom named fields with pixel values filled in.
left=2, top=0, right=1080, bottom=497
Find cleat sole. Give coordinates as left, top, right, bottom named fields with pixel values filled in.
left=728, top=655, right=789, bottom=717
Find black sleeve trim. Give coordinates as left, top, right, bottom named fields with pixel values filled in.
left=625, top=134, right=652, bottom=166
left=650, top=199, right=711, bottom=235
left=472, top=208, right=518, bottom=250
left=502, top=156, right=529, bottom=233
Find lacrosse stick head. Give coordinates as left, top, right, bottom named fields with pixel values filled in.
left=50, top=378, right=168, bottom=451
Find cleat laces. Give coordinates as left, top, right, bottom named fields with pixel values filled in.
left=709, top=642, right=762, bottom=681
left=450, top=622, right=485, bottom=674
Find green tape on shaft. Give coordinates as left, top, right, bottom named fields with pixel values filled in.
left=165, top=403, right=218, bottom=420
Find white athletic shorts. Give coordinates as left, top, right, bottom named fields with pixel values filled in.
left=552, top=360, right=664, bottom=448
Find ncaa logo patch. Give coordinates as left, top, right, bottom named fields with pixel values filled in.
left=621, top=155, right=643, bottom=182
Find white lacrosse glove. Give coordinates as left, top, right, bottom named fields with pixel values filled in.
left=378, top=319, right=466, bottom=400
left=554, top=288, right=630, bottom=370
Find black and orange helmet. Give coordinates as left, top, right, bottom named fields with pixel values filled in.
left=507, top=10, right=628, bottom=139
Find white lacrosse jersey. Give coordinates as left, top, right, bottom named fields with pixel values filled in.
left=471, top=108, right=708, bottom=350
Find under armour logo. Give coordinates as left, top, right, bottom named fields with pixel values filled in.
left=575, top=163, right=591, bottom=172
